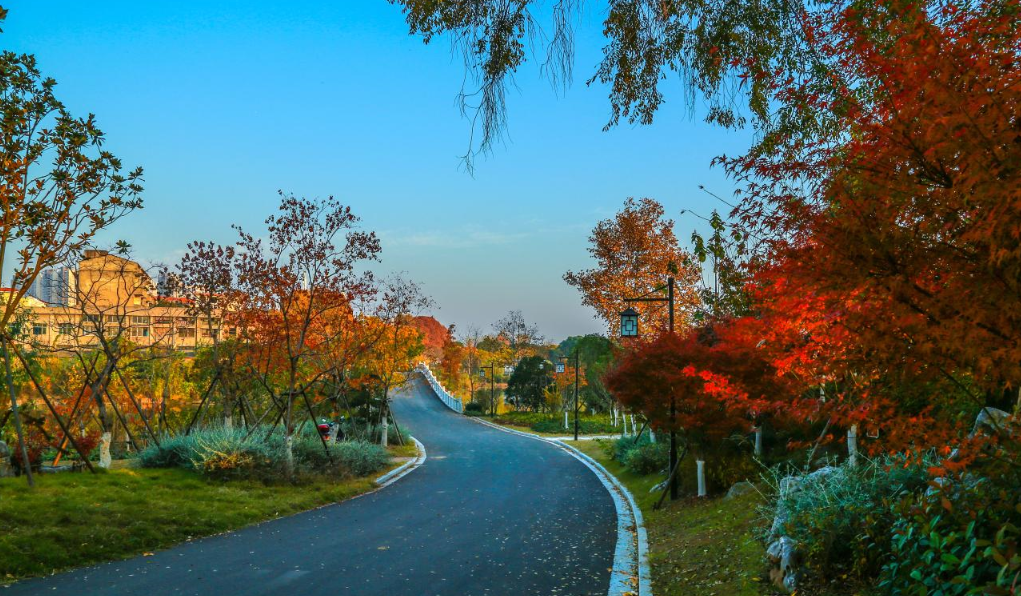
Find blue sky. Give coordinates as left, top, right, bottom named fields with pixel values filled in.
left=3, top=1, right=752, bottom=342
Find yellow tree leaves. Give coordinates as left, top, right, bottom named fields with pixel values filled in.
left=564, top=197, right=701, bottom=337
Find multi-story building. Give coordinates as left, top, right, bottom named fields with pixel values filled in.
left=26, top=266, right=77, bottom=307
left=14, top=251, right=231, bottom=353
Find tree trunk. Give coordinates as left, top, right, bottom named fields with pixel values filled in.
left=283, top=433, right=294, bottom=478
left=754, top=426, right=763, bottom=457
left=564, top=410, right=569, bottom=430
left=2, top=341, right=33, bottom=486
left=847, top=424, right=858, bottom=467
left=98, top=431, right=112, bottom=469
left=649, top=427, right=656, bottom=443
left=696, top=459, right=707, bottom=497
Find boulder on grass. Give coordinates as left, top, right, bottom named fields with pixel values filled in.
left=766, top=536, right=800, bottom=593
left=725, top=481, right=756, bottom=500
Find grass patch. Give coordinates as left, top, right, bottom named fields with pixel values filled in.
left=386, top=441, right=419, bottom=458
left=570, top=439, right=773, bottom=596
left=0, top=466, right=382, bottom=583
left=480, top=414, right=622, bottom=437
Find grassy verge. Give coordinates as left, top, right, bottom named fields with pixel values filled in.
left=473, top=414, right=622, bottom=438
left=569, top=439, right=772, bottom=596
left=0, top=452, right=404, bottom=584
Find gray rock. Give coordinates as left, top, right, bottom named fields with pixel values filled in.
left=807, top=465, right=838, bottom=482
left=766, top=536, right=800, bottom=593
left=649, top=480, right=668, bottom=494
left=769, top=508, right=788, bottom=539
left=778, top=475, right=803, bottom=496
left=972, top=407, right=1012, bottom=437
left=725, top=481, right=756, bottom=500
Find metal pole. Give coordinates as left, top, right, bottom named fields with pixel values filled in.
left=668, top=276, right=678, bottom=500
left=573, top=351, right=580, bottom=441
left=490, top=366, right=495, bottom=416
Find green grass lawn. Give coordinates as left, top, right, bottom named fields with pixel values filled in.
left=570, top=439, right=773, bottom=596
left=0, top=453, right=404, bottom=584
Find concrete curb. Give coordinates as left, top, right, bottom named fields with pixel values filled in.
left=374, top=436, right=427, bottom=488
left=467, top=416, right=653, bottom=596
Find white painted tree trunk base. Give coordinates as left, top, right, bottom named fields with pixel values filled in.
left=848, top=425, right=858, bottom=466
left=99, top=432, right=112, bottom=469
left=697, top=460, right=707, bottom=497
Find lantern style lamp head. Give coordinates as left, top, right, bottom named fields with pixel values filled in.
left=479, top=369, right=487, bottom=379
left=555, top=358, right=566, bottom=374
left=620, top=307, right=640, bottom=338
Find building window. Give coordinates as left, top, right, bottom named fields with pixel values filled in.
left=131, top=327, right=149, bottom=338
left=105, top=314, right=124, bottom=324
left=178, top=329, right=195, bottom=339
left=131, top=316, right=150, bottom=325
left=32, top=323, right=47, bottom=336
left=58, top=323, right=74, bottom=335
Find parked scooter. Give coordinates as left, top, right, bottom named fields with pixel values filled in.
left=316, top=418, right=345, bottom=442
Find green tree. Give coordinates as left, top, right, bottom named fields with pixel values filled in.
left=388, top=0, right=824, bottom=169
left=0, top=15, right=143, bottom=484
left=505, top=355, right=553, bottom=412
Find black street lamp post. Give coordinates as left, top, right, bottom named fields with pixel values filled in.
left=479, top=363, right=496, bottom=416
left=619, top=275, right=678, bottom=500
left=557, top=352, right=581, bottom=441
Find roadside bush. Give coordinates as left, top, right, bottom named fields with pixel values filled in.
left=880, top=468, right=1021, bottom=595
left=138, top=427, right=390, bottom=482
left=624, top=442, right=670, bottom=475
left=769, top=456, right=932, bottom=582
left=331, top=441, right=390, bottom=476
left=605, top=434, right=651, bottom=464
left=138, top=433, right=201, bottom=469
left=463, top=402, right=485, bottom=416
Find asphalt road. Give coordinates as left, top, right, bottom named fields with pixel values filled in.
left=6, top=375, right=617, bottom=596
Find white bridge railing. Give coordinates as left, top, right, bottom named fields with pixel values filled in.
left=414, top=363, right=464, bottom=414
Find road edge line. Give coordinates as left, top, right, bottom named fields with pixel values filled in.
left=467, top=416, right=652, bottom=596
left=374, top=436, right=427, bottom=488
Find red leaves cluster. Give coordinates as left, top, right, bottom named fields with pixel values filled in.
left=610, top=0, right=1021, bottom=455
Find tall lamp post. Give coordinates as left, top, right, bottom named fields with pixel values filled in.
left=556, top=352, right=581, bottom=441
left=620, top=276, right=678, bottom=500
left=479, top=363, right=496, bottom=416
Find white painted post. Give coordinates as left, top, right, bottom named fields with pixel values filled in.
left=649, top=427, right=655, bottom=443
left=697, top=460, right=707, bottom=497
left=848, top=424, right=858, bottom=466
left=754, top=426, right=763, bottom=457
left=381, top=408, right=389, bottom=448
left=564, top=410, right=569, bottom=430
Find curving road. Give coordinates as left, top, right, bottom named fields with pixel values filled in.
left=6, top=375, right=617, bottom=596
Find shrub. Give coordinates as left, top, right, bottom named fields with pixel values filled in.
left=138, top=427, right=389, bottom=482
left=606, top=434, right=651, bottom=464
left=880, top=471, right=1021, bottom=595
left=767, top=456, right=933, bottom=582
left=463, top=402, right=485, bottom=416
left=331, top=441, right=390, bottom=477
left=624, top=442, right=670, bottom=475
